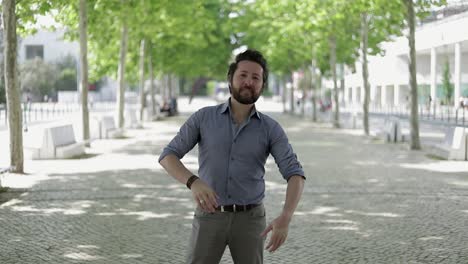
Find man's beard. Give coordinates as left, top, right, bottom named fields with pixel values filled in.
left=230, top=85, right=261, bottom=105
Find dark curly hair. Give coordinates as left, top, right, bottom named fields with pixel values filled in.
left=227, top=49, right=269, bottom=89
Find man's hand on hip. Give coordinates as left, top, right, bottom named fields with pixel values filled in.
left=260, top=214, right=291, bottom=252
left=191, top=180, right=219, bottom=213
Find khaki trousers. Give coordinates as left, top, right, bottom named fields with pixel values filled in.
left=187, top=204, right=266, bottom=264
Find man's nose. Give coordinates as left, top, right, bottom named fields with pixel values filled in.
left=244, top=77, right=253, bottom=86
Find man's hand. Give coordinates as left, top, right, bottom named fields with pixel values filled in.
left=260, top=214, right=291, bottom=252
left=191, top=179, right=219, bottom=213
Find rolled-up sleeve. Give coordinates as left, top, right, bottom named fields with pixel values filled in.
left=158, top=110, right=202, bottom=163
left=269, top=122, right=305, bottom=181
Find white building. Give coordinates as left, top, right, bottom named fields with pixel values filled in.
left=18, top=29, right=117, bottom=102
left=343, top=9, right=468, bottom=109
left=18, top=29, right=79, bottom=63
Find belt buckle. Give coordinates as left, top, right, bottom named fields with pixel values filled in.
left=233, top=204, right=236, bottom=212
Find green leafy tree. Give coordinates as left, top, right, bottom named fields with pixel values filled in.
left=240, top=0, right=319, bottom=113
left=1, top=0, right=58, bottom=173
left=43, top=0, right=91, bottom=143
left=347, top=0, right=406, bottom=135
left=79, top=0, right=90, bottom=145
left=2, top=0, right=24, bottom=173
left=404, top=0, right=421, bottom=149
left=312, top=0, right=361, bottom=128
left=403, top=0, right=446, bottom=150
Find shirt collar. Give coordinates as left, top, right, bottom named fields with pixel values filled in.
left=219, top=98, right=261, bottom=120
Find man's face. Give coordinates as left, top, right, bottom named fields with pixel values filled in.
left=230, top=60, right=264, bottom=105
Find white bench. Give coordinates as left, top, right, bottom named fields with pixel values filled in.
left=144, top=96, right=162, bottom=121
left=430, top=126, right=467, bottom=160
left=99, top=116, right=124, bottom=139
left=345, top=112, right=362, bottom=129
left=27, top=124, right=86, bottom=159
left=125, top=108, right=142, bottom=129
left=384, top=117, right=404, bottom=143
left=374, top=117, right=404, bottom=143
left=145, top=103, right=162, bottom=121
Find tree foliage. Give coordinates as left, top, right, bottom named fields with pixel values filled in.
left=20, top=58, right=57, bottom=101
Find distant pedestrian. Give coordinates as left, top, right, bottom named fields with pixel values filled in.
left=158, top=49, right=306, bottom=264
left=464, top=97, right=468, bottom=109
left=427, top=95, right=432, bottom=112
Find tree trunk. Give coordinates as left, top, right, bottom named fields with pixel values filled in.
left=3, top=0, right=24, bottom=173
left=79, top=0, right=90, bottom=146
left=329, top=35, right=340, bottom=128
left=138, top=39, right=145, bottom=122
left=361, top=12, right=370, bottom=135
left=300, top=67, right=306, bottom=117
left=340, top=64, right=345, bottom=103
left=168, top=73, right=173, bottom=99
left=162, top=74, right=167, bottom=101
left=148, top=52, right=156, bottom=119
left=281, top=76, right=287, bottom=113
left=116, top=20, right=128, bottom=129
left=405, top=0, right=421, bottom=150
left=311, top=58, right=317, bottom=122
left=318, top=72, right=323, bottom=120
left=290, top=71, right=295, bottom=115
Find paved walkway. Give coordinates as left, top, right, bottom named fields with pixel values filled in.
left=1, top=99, right=468, bottom=263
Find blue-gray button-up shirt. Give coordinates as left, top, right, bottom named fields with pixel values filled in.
left=159, top=100, right=305, bottom=206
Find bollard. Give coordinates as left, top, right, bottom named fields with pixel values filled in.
left=465, top=134, right=468, bottom=161
left=394, top=122, right=398, bottom=143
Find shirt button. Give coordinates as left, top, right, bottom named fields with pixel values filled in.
left=231, top=157, right=234, bottom=161
left=228, top=195, right=231, bottom=198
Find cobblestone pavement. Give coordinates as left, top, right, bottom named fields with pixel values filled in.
left=1, top=104, right=468, bottom=263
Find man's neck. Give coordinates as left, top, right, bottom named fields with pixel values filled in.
left=230, top=98, right=254, bottom=125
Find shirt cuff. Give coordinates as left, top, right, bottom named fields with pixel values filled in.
left=285, top=174, right=306, bottom=182
left=158, top=148, right=182, bottom=163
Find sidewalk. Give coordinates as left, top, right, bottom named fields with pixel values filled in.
left=1, top=98, right=468, bottom=263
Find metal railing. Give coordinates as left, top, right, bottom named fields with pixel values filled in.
left=0, top=102, right=116, bottom=126
left=343, top=103, right=468, bottom=127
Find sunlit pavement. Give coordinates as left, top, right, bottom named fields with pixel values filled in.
left=1, top=97, right=468, bottom=263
